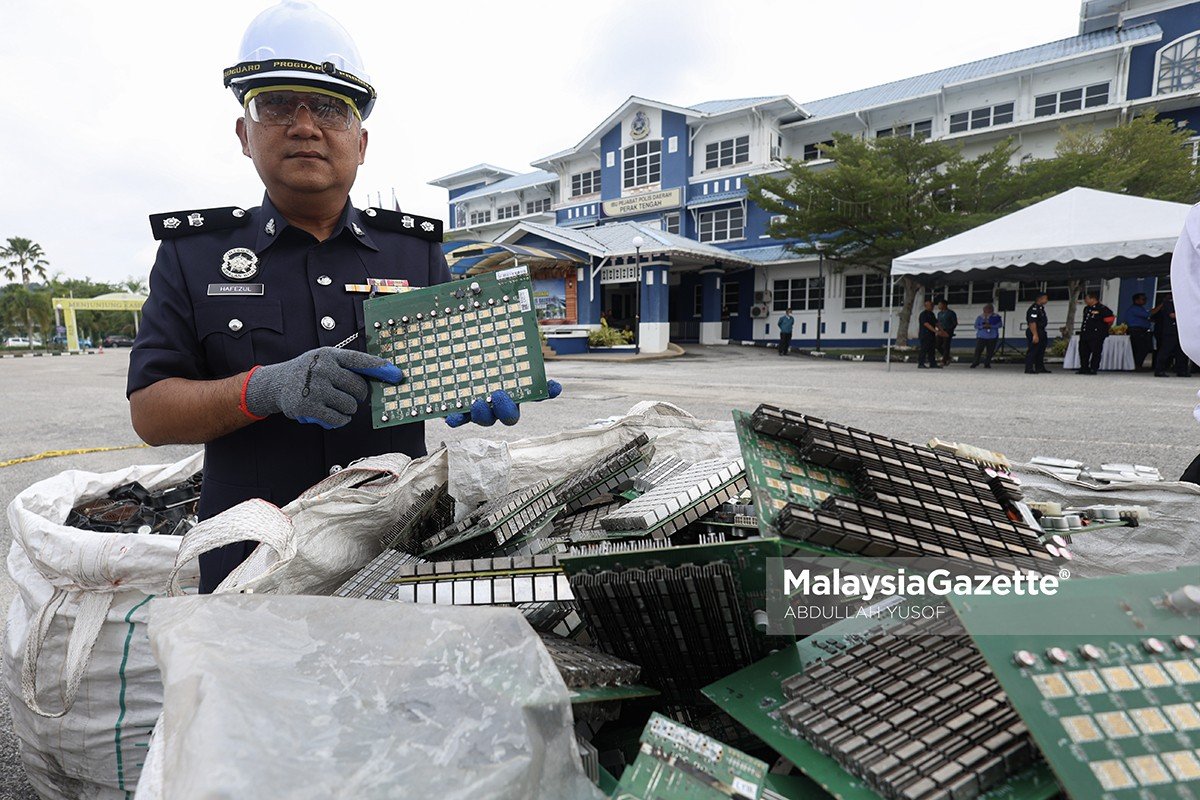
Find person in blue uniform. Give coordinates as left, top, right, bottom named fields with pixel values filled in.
left=970, top=303, right=1002, bottom=369
left=777, top=308, right=795, bottom=356
left=127, top=2, right=556, bottom=593
left=1024, top=292, right=1050, bottom=374
left=1124, top=292, right=1152, bottom=370
left=1154, top=293, right=1191, bottom=377
left=1076, top=292, right=1115, bottom=375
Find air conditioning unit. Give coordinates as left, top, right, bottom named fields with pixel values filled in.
left=753, top=291, right=772, bottom=304
left=751, top=305, right=769, bottom=318
left=770, top=145, right=783, bottom=161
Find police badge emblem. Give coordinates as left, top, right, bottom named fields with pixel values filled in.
left=630, top=110, right=650, bottom=140
left=221, top=247, right=259, bottom=280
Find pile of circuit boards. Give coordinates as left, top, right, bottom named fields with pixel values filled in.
left=335, top=403, right=1198, bottom=800
left=66, top=473, right=202, bottom=536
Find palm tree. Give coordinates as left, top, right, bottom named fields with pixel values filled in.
left=1, top=238, right=50, bottom=347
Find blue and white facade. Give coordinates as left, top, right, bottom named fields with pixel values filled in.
left=430, top=0, right=1200, bottom=352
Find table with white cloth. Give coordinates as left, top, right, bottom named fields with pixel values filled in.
left=1062, top=335, right=1134, bottom=371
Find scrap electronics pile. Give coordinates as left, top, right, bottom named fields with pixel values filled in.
left=67, top=474, right=201, bottom=536
left=328, top=400, right=1196, bottom=799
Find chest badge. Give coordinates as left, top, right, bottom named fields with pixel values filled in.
left=221, top=247, right=259, bottom=280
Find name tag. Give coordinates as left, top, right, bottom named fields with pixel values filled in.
left=208, top=283, right=265, bottom=296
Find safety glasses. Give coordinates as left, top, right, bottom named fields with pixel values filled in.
left=246, top=90, right=357, bottom=131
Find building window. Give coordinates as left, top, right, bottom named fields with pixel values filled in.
left=623, top=140, right=662, bottom=189
left=1018, top=280, right=1101, bottom=302
left=1188, top=136, right=1200, bottom=166
left=705, top=135, right=750, bottom=170
left=932, top=281, right=996, bottom=307
left=693, top=285, right=704, bottom=317
left=876, top=120, right=932, bottom=139
left=525, top=198, right=552, bottom=214
left=803, top=140, right=834, bottom=161
left=455, top=207, right=467, bottom=228
left=663, top=212, right=681, bottom=234
left=496, top=204, right=520, bottom=221
left=1157, top=33, right=1200, bottom=95
left=697, top=206, right=744, bottom=243
left=1034, top=82, right=1110, bottom=118
left=949, top=102, right=1013, bottom=133
left=844, top=273, right=893, bottom=309
left=722, top=281, right=740, bottom=317
left=468, top=209, right=492, bottom=225
left=772, top=278, right=819, bottom=311
left=570, top=169, right=601, bottom=198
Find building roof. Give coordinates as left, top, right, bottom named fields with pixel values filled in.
left=686, top=96, right=794, bottom=115
left=732, top=244, right=808, bottom=264
left=497, top=221, right=756, bottom=266
left=450, top=170, right=558, bottom=203
left=427, top=163, right=521, bottom=188
left=532, top=95, right=806, bottom=167
left=793, top=22, right=1163, bottom=122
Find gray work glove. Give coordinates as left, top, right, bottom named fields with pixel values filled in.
left=245, top=347, right=403, bottom=430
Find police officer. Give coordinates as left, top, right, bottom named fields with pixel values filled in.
left=128, top=2, right=557, bottom=593
left=1024, top=292, right=1050, bottom=374
left=1076, top=292, right=1115, bottom=375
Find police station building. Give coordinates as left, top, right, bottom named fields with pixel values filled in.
left=430, top=0, right=1200, bottom=353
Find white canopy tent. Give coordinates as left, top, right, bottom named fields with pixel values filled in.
left=885, top=187, right=1193, bottom=366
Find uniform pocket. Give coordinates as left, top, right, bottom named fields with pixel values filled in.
left=195, top=300, right=284, bottom=377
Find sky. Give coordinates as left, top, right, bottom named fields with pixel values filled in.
left=0, top=0, right=1087, bottom=284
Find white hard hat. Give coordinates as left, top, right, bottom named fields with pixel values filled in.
left=224, top=0, right=377, bottom=119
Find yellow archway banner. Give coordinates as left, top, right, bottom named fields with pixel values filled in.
left=51, top=293, right=147, bottom=351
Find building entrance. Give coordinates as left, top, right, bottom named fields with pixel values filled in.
left=601, top=283, right=638, bottom=336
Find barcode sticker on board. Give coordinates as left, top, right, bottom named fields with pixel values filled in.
left=518, top=288, right=532, bottom=312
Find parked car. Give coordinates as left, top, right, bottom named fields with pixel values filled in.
left=102, top=335, right=135, bottom=348
left=3, top=337, right=32, bottom=347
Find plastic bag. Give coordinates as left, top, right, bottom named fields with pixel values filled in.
left=139, top=595, right=603, bottom=800
left=4, top=452, right=203, bottom=800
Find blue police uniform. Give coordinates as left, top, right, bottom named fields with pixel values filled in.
left=1024, top=301, right=1049, bottom=373
left=128, top=194, right=451, bottom=592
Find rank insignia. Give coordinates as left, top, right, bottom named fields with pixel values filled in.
left=221, top=247, right=259, bottom=280
left=149, top=206, right=251, bottom=240
left=188, top=213, right=205, bottom=227
left=266, top=218, right=276, bottom=236
left=163, top=217, right=182, bottom=229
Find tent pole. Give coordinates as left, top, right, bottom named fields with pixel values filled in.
left=886, top=274, right=895, bottom=372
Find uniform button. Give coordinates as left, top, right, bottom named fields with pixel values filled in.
left=228, top=319, right=243, bottom=332
left=232, top=208, right=245, bottom=218
left=317, top=275, right=332, bottom=286
left=321, top=316, right=336, bottom=330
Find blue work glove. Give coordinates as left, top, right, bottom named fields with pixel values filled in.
left=244, top=347, right=403, bottom=430
left=444, top=380, right=562, bottom=428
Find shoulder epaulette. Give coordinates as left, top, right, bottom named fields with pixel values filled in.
left=362, top=208, right=442, bottom=243
left=149, top=207, right=251, bottom=240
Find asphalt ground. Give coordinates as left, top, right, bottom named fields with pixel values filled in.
left=1, top=345, right=1199, bottom=797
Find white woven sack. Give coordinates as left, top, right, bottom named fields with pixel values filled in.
left=168, top=452, right=439, bottom=597
left=3, top=452, right=203, bottom=800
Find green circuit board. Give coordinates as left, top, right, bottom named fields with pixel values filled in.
left=702, top=639, right=1062, bottom=800
left=951, top=569, right=1200, bottom=799
left=733, top=410, right=860, bottom=535
left=365, top=266, right=548, bottom=427
left=612, top=712, right=769, bottom=800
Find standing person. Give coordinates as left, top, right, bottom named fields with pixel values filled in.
left=936, top=299, right=958, bottom=366
left=917, top=299, right=940, bottom=369
left=1125, top=292, right=1153, bottom=370
left=1076, top=292, right=1115, bottom=375
left=970, top=303, right=1002, bottom=369
left=1154, top=293, right=1190, bottom=377
left=1024, top=292, right=1050, bottom=374
left=777, top=308, right=795, bottom=356
left=127, top=1, right=557, bottom=593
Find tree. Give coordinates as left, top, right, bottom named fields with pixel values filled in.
left=1022, top=113, right=1200, bottom=336
left=748, top=134, right=1025, bottom=346
left=1, top=237, right=50, bottom=347
left=1023, top=113, right=1200, bottom=205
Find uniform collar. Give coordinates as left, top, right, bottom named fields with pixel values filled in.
left=254, top=193, right=380, bottom=253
